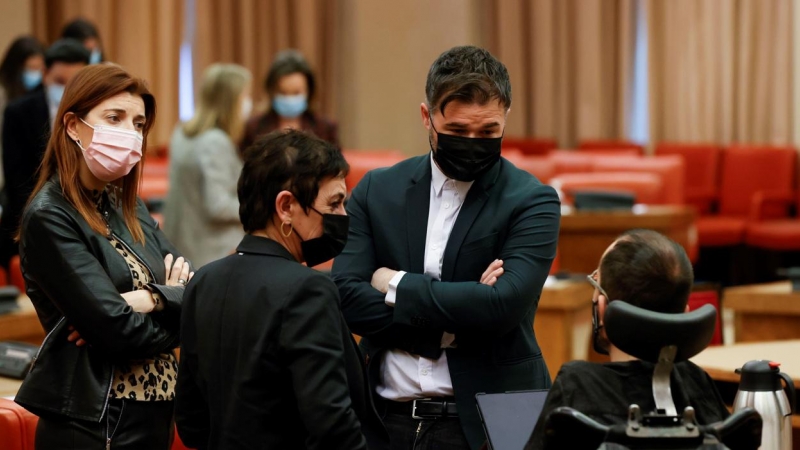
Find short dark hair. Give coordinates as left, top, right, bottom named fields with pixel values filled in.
left=61, top=18, right=101, bottom=42
left=264, top=50, right=316, bottom=103
left=599, top=229, right=694, bottom=314
left=0, top=35, right=45, bottom=100
left=238, top=129, right=348, bottom=233
left=425, top=45, right=511, bottom=115
left=45, top=39, right=90, bottom=69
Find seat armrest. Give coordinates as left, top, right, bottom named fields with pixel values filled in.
left=702, top=407, right=762, bottom=450
left=749, top=190, right=795, bottom=221
left=543, top=407, right=609, bottom=450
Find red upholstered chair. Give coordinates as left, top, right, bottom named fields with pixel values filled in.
left=9, top=255, right=25, bottom=292
left=696, top=146, right=796, bottom=248
left=655, top=143, right=721, bottom=214
left=591, top=155, right=686, bottom=205
left=139, top=175, right=170, bottom=203
left=550, top=172, right=664, bottom=206
left=341, top=150, right=405, bottom=192
left=548, top=150, right=640, bottom=178
left=577, top=139, right=645, bottom=155
left=502, top=150, right=556, bottom=183
left=548, top=151, right=598, bottom=176
left=0, top=398, right=38, bottom=450
left=686, top=290, right=722, bottom=346
left=501, top=137, right=558, bottom=156
left=0, top=266, right=8, bottom=287
left=744, top=191, right=800, bottom=251
left=172, top=429, right=191, bottom=450
left=142, top=156, right=169, bottom=178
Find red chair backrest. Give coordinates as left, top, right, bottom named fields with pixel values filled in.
left=687, top=290, right=722, bottom=346
left=501, top=137, right=558, bottom=156
left=550, top=172, right=664, bottom=206
left=718, top=146, right=797, bottom=217
left=0, top=398, right=38, bottom=450
left=341, top=150, right=405, bottom=192
left=548, top=151, right=598, bottom=176
left=502, top=150, right=555, bottom=183
left=577, top=139, right=645, bottom=155
left=592, top=155, right=686, bottom=205
left=655, top=143, right=721, bottom=214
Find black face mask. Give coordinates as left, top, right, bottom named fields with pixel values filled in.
left=298, top=207, right=350, bottom=267
left=592, top=300, right=610, bottom=355
left=429, top=116, right=502, bottom=182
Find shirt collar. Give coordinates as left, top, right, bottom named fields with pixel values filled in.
left=429, top=152, right=473, bottom=197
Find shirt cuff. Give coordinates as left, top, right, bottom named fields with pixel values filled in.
left=384, top=270, right=407, bottom=307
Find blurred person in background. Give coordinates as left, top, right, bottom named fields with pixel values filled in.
left=164, top=63, right=251, bottom=267
left=15, top=63, right=191, bottom=450
left=0, top=38, right=88, bottom=268
left=240, top=49, right=339, bottom=152
left=61, top=17, right=104, bottom=64
left=0, top=35, right=46, bottom=192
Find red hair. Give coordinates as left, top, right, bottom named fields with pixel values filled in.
left=22, top=64, right=156, bottom=243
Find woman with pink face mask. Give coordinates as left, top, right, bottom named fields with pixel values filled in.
left=14, top=64, right=190, bottom=449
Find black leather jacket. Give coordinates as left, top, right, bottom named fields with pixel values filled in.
left=14, top=177, right=187, bottom=422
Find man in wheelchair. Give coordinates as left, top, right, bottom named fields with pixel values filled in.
left=524, top=229, right=755, bottom=450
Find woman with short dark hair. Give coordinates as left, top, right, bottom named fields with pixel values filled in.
left=176, top=129, right=387, bottom=450
left=240, top=50, right=339, bottom=153
left=15, top=64, right=191, bottom=449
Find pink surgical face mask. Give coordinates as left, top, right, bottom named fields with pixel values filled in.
left=75, top=118, right=144, bottom=182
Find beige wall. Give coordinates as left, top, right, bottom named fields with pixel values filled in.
left=0, top=0, right=32, bottom=51
left=336, top=0, right=486, bottom=155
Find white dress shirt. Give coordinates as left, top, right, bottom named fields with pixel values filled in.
left=376, top=154, right=473, bottom=401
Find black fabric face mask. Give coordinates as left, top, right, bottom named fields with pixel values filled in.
left=592, top=300, right=610, bottom=355
left=429, top=116, right=502, bottom=182
left=298, top=207, right=350, bottom=267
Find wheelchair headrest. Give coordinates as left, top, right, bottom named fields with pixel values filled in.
left=605, top=302, right=717, bottom=363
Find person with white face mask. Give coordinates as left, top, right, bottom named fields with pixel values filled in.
left=0, top=38, right=88, bottom=269
left=15, top=64, right=192, bottom=450
left=0, top=35, right=45, bottom=197
left=240, top=49, right=340, bottom=153
left=164, top=63, right=252, bottom=267
left=61, top=18, right=105, bottom=65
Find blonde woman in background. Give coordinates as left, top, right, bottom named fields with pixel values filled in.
left=164, top=64, right=252, bottom=267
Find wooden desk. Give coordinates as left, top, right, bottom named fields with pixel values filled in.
left=534, top=278, right=593, bottom=379
left=723, top=282, right=800, bottom=343
left=0, top=296, right=44, bottom=345
left=0, top=376, right=21, bottom=398
left=558, top=205, right=696, bottom=274
left=692, top=340, right=800, bottom=387
left=692, top=340, right=800, bottom=449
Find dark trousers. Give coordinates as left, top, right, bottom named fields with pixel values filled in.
left=35, top=399, right=174, bottom=450
left=384, top=412, right=471, bottom=450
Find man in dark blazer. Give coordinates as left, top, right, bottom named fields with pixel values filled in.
left=332, top=46, right=561, bottom=450
left=0, top=39, right=88, bottom=267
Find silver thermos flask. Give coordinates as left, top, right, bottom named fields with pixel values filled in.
left=733, top=360, right=795, bottom=450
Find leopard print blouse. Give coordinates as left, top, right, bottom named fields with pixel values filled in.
left=93, top=189, right=177, bottom=401
left=106, top=234, right=178, bottom=402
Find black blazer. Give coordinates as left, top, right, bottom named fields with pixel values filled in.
left=175, top=235, right=388, bottom=450
left=0, top=88, right=50, bottom=264
left=331, top=154, right=561, bottom=449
